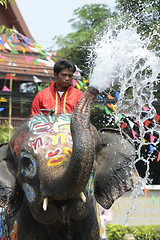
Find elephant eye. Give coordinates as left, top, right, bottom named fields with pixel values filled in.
left=22, top=157, right=31, bottom=169
left=21, top=153, right=37, bottom=178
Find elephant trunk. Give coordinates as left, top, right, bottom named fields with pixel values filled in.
left=53, top=86, right=99, bottom=199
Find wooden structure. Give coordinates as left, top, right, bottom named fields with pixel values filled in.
left=0, top=1, right=54, bottom=127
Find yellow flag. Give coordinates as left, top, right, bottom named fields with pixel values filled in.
left=0, top=97, right=7, bottom=102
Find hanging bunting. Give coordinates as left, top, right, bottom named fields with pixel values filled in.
left=6, top=73, right=17, bottom=80
left=149, top=144, right=154, bottom=154
left=72, top=79, right=77, bottom=87
left=4, top=42, right=11, bottom=51
left=106, top=103, right=113, bottom=108
left=118, top=114, right=123, bottom=120
left=111, top=104, right=116, bottom=114
left=83, top=79, right=89, bottom=84
left=98, top=95, right=103, bottom=100
left=0, top=97, right=7, bottom=102
left=20, top=46, right=26, bottom=54
left=144, top=187, right=148, bottom=197
left=128, top=119, right=134, bottom=129
left=152, top=194, right=156, bottom=205
left=25, top=56, right=34, bottom=62
left=33, top=76, right=42, bottom=83
left=104, top=106, right=111, bottom=115
left=150, top=135, right=156, bottom=143
left=155, top=114, right=160, bottom=124
left=2, top=85, right=10, bottom=91
left=12, top=49, right=19, bottom=54
left=157, top=152, right=160, bottom=162
left=132, top=129, right=137, bottom=139
left=75, top=83, right=81, bottom=90
left=144, top=119, right=151, bottom=127
left=38, top=86, right=42, bottom=91
left=136, top=121, right=140, bottom=127
left=115, top=91, right=119, bottom=99
left=107, top=94, right=114, bottom=99
left=34, top=58, right=39, bottom=65
left=50, top=52, right=57, bottom=56
left=0, top=108, right=4, bottom=112
left=78, top=80, right=84, bottom=89
left=0, top=37, right=4, bottom=44
left=143, top=106, right=150, bottom=111
left=0, top=54, right=8, bottom=59
left=121, top=122, right=127, bottom=130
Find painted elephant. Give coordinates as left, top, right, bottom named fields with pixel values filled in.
left=0, top=87, right=138, bottom=240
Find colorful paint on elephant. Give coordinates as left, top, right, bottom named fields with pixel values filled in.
left=0, top=212, right=10, bottom=240
left=21, top=152, right=37, bottom=178
left=11, top=221, right=17, bottom=240
left=87, top=170, right=95, bottom=196
left=47, top=147, right=72, bottom=166
left=22, top=183, right=36, bottom=203
left=28, top=114, right=73, bottom=167
left=12, top=131, right=30, bottom=157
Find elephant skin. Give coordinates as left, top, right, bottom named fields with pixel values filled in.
left=0, top=87, right=138, bottom=240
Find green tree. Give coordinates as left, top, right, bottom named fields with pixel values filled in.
left=53, top=4, right=115, bottom=71
left=0, top=0, right=16, bottom=37
left=116, top=0, right=160, bottom=50
left=115, top=0, right=160, bottom=112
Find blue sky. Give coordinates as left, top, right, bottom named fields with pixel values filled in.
left=15, top=0, right=116, bottom=50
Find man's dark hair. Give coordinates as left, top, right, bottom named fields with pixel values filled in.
left=53, top=59, right=76, bottom=74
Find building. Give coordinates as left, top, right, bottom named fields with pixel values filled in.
left=0, top=1, right=54, bottom=127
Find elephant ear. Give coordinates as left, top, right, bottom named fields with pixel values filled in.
left=0, top=143, right=23, bottom=216
left=94, top=128, right=138, bottom=209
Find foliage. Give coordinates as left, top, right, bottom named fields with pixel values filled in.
left=0, top=0, right=15, bottom=8
left=91, top=103, right=117, bottom=130
left=105, top=224, right=160, bottom=240
left=0, top=121, right=15, bottom=143
left=115, top=0, right=160, bottom=52
left=0, top=0, right=16, bottom=37
left=53, top=4, right=116, bottom=70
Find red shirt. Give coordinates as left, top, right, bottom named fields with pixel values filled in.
left=31, top=83, right=84, bottom=116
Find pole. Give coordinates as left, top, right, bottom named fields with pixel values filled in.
left=8, top=52, right=13, bottom=140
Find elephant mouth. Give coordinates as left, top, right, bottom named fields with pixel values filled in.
left=42, top=197, right=67, bottom=213
left=42, top=191, right=86, bottom=212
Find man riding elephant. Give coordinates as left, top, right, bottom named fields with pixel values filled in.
left=31, top=59, right=84, bottom=116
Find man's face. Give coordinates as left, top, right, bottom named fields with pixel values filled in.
left=55, top=68, right=74, bottom=91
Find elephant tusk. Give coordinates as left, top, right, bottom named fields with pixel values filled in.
left=43, top=197, right=48, bottom=211
left=80, top=192, right=86, bottom=203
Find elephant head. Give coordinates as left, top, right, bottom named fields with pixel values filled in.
left=0, top=87, right=99, bottom=223
left=0, top=86, right=138, bottom=230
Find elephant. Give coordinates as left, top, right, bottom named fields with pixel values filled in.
left=0, top=86, right=138, bottom=240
